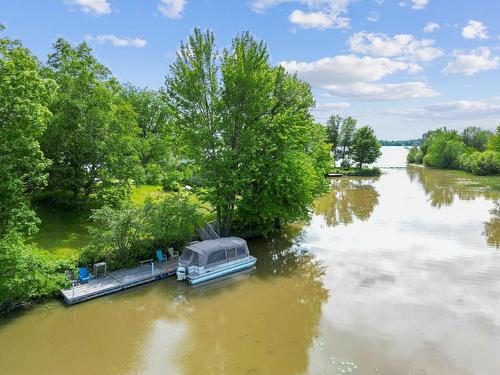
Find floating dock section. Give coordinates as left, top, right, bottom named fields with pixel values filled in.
left=61, top=260, right=178, bottom=305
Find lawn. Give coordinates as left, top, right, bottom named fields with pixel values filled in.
left=32, top=185, right=166, bottom=260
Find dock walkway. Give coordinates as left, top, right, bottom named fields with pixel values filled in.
left=61, top=259, right=178, bottom=305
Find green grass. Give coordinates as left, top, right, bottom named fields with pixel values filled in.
left=31, top=204, right=92, bottom=260
left=130, top=184, right=165, bottom=205
left=32, top=185, right=170, bottom=260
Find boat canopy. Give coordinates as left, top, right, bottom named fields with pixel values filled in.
left=180, top=237, right=249, bottom=268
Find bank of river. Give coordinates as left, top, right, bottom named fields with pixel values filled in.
left=1, top=147, right=499, bottom=375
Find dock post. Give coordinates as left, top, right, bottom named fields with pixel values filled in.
left=151, top=262, right=154, bottom=275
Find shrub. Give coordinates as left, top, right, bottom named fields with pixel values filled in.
left=460, top=150, right=500, bottom=175
left=423, top=130, right=465, bottom=169
left=407, top=146, right=418, bottom=163
left=0, top=231, right=73, bottom=312
left=80, top=205, right=147, bottom=269
left=80, top=194, right=202, bottom=269
left=415, top=150, right=424, bottom=164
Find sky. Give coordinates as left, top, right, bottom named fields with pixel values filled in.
left=1, top=0, right=500, bottom=139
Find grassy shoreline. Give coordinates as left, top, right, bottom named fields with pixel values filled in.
left=330, top=167, right=382, bottom=177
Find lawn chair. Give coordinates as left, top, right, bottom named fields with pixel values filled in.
left=79, top=267, right=92, bottom=284
left=168, top=247, right=179, bottom=259
left=156, top=249, right=167, bottom=263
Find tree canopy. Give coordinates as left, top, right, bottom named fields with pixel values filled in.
left=42, top=39, right=143, bottom=204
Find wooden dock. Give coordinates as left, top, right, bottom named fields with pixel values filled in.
left=61, top=260, right=178, bottom=305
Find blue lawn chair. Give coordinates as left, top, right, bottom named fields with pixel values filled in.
left=156, top=249, right=167, bottom=262
left=79, top=267, right=92, bottom=284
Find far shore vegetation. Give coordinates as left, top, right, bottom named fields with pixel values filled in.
left=0, top=25, right=385, bottom=313
left=407, top=126, right=500, bottom=177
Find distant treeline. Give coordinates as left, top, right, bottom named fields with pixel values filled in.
left=407, top=126, right=500, bottom=175
left=379, top=139, right=421, bottom=146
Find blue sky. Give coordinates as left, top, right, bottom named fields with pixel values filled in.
left=2, top=0, right=500, bottom=139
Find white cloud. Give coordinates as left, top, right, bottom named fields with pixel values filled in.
left=64, top=0, right=111, bottom=15
left=250, top=0, right=352, bottom=30
left=366, top=11, right=379, bottom=22
left=388, top=99, right=500, bottom=120
left=423, top=22, right=439, bottom=33
left=411, top=0, right=428, bottom=10
left=347, top=32, right=443, bottom=62
left=85, top=34, right=147, bottom=47
left=315, top=102, right=350, bottom=110
left=159, top=0, right=186, bottom=19
left=280, top=55, right=438, bottom=100
left=462, top=20, right=489, bottom=40
left=327, top=82, right=438, bottom=100
left=289, top=10, right=334, bottom=29
left=442, top=47, right=499, bottom=76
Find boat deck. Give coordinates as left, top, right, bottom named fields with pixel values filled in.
left=61, top=260, right=178, bottom=305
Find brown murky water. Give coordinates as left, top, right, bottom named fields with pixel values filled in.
left=1, top=147, right=499, bottom=375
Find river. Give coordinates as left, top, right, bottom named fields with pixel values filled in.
left=1, top=147, right=499, bottom=375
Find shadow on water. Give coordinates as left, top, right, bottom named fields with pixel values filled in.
left=313, top=177, right=380, bottom=226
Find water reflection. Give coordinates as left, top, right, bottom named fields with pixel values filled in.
left=314, top=178, right=379, bottom=226
left=174, top=228, right=328, bottom=375
left=407, top=165, right=498, bottom=207
left=484, top=201, right=500, bottom=248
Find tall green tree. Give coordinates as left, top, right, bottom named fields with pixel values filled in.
left=462, top=126, right=492, bottom=151
left=166, top=29, right=330, bottom=236
left=351, top=126, right=382, bottom=168
left=326, top=115, right=341, bottom=157
left=423, top=128, right=465, bottom=169
left=0, top=26, right=56, bottom=236
left=488, top=125, right=500, bottom=152
left=42, top=39, right=142, bottom=204
left=338, top=116, right=357, bottom=164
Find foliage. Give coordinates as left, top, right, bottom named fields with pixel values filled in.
left=0, top=231, right=73, bottom=313
left=122, top=85, right=173, bottom=184
left=166, top=29, right=330, bottom=236
left=407, top=126, right=499, bottom=175
left=326, top=115, right=341, bottom=155
left=81, top=204, right=147, bottom=269
left=81, top=194, right=201, bottom=268
left=41, top=39, right=143, bottom=204
left=407, top=145, right=418, bottom=163
left=331, top=167, right=382, bottom=176
left=488, top=125, right=500, bottom=152
left=422, top=129, right=465, bottom=169
left=459, top=150, right=500, bottom=175
left=143, top=194, right=202, bottom=248
left=351, top=126, right=382, bottom=168
left=338, top=116, right=357, bottom=163
left=0, top=29, right=56, bottom=236
left=462, top=126, right=492, bottom=151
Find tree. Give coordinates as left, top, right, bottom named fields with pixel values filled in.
left=338, top=116, right=357, bottom=165
left=423, top=129, right=465, bottom=169
left=462, top=126, right=492, bottom=151
left=0, top=26, right=56, bottom=236
left=122, top=85, right=174, bottom=184
left=351, top=126, right=382, bottom=168
left=81, top=204, right=147, bottom=269
left=326, top=115, right=341, bottom=156
left=42, top=39, right=142, bottom=204
left=0, top=230, right=70, bottom=313
left=488, top=125, right=500, bottom=152
left=143, top=194, right=202, bottom=248
left=166, top=29, right=330, bottom=236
